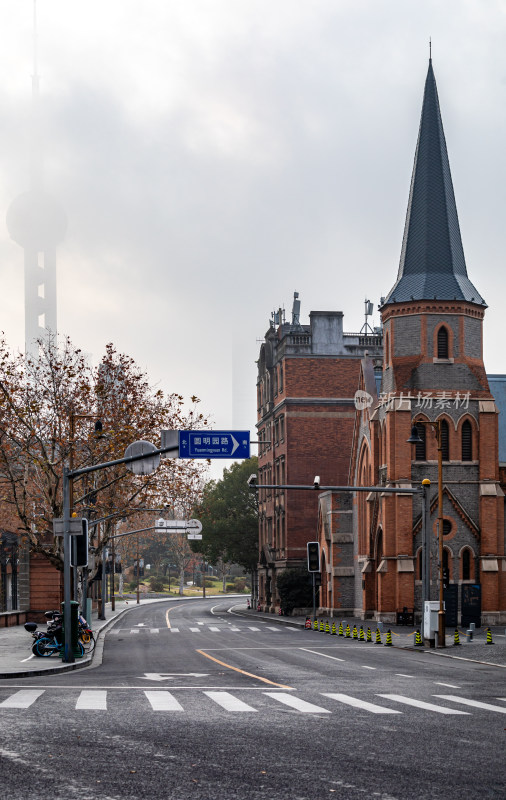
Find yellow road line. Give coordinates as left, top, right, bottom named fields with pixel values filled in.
left=196, top=650, right=293, bottom=689
left=165, top=607, right=178, bottom=630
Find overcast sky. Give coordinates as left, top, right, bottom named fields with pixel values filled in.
left=1, top=1, right=506, bottom=478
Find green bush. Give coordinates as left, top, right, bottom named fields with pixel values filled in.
left=276, top=567, right=313, bottom=615
left=204, top=580, right=214, bottom=588
left=233, top=578, right=246, bottom=592
left=149, top=577, right=165, bottom=593
left=128, top=581, right=138, bottom=591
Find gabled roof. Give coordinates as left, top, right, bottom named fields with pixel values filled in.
left=383, top=60, right=486, bottom=308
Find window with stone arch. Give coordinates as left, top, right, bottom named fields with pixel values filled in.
left=461, top=548, right=474, bottom=581
left=440, top=419, right=450, bottom=461
left=461, top=419, right=473, bottom=461
left=437, top=325, right=449, bottom=359
left=413, top=419, right=427, bottom=461
left=443, top=547, right=451, bottom=582
left=385, top=331, right=390, bottom=366
left=357, top=444, right=370, bottom=555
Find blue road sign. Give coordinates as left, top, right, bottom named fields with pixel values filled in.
left=178, top=431, right=250, bottom=459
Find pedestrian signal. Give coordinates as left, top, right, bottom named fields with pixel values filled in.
left=307, top=541, right=320, bottom=572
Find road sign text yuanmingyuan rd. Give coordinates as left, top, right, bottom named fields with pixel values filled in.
left=178, top=430, right=250, bottom=459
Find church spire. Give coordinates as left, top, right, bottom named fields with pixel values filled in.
left=383, top=60, right=486, bottom=307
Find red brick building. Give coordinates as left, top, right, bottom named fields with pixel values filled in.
left=342, top=59, right=505, bottom=625
left=256, top=299, right=381, bottom=610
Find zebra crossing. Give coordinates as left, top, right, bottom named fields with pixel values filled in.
left=106, top=624, right=300, bottom=635
left=1, top=688, right=505, bottom=716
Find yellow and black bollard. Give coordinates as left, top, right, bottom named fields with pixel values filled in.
left=384, top=629, right=393, bottom=647
left=313, top=619, right=318, bottom=631
left=366, top=627, right=372, bottom=643
left=453, top=629, right=461, bottom=646
left=375, top=628, right=382, bottom=645
left=331, top=622, right=337, bottom=635
left=345, top=624, right=351, bottom=638
left=414, top=629, right=423, bottom=647
left=325, top=620, right=330, bottom=634
left=338, top=622, right=344, bottom=636
left=358, top=626, right=365, bottom=642
left=319, top=619, right=324, bottom=633
left=486, top=627, right=494, bottom=645
left=352, top=625, right=358, bottom=640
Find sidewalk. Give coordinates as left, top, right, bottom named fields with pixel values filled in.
left=235, top=607, right=506, bottom=668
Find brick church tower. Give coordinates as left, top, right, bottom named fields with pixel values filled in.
left=352, top=59, right=505, bottom=625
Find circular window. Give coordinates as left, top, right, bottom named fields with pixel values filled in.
left=442, top=520, right=452, bottom=537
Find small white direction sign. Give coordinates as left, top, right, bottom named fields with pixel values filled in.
left=187, top=533, right=203, bottom=540
left=140, top=673, right=209, bottom=681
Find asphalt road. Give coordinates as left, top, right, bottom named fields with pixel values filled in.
left=0, top=598, right=505, bottom=799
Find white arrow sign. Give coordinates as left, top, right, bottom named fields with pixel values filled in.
left=140, top=673, right=209, bottom=681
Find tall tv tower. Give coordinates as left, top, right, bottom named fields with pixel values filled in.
left=6, top=0, right=66, bottom=356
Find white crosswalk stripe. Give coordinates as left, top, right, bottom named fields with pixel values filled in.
left=323, top=693, right=401, bottom=714
left=265, top=693, right=330, bottom=714
left=248, top=627, right=260, bottom=631
left=189, top=627, right=200, bottom=633
left=150, top=628, right=159, bottom=634
left=377, top=694, right=470, bottom=714
left=209, top=627, right=221, bottom=632
left=0, top=690, right=44, bottom=708
left=204, top=691, right=257, bottom=712
left=145, top=691, right=184, bottom=711
left=0, top=689, right=504, bottom=716
left=76, top=691, right=107, bottom=710
left=434, top=695, right=506, bottom=714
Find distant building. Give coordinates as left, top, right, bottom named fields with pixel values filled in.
left=255, top=295, right=382, bottom=610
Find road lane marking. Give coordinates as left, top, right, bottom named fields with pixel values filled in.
left=0, top=690, right=44, bottom=708
left=76, top=690, right=107, bottom=710
left=209, top=627, right=220, bottom=632
left=434, top=695, right=506, bottom=714
left=150, top=628, right=159, bottom=634
left=265, top=693, right=330, bottom=714
left=196, top=649, right=293, bottom=689
left=189, top=627, right=201, bottom=633
left=165, top=606, right=181, bottom=630
left=299, top=648, right=345, bottom=662
left=130, top=630, right=139, bottom=635
left=362, top=666, right=376, bottom=670
left=266, top=627, right=281, bottom=631
left=145, top=691, right=184, bottom=711
left=323, top=693, right=401, bottom=714
left=170, top=628, right=179, bottom=633
left=248, top=627, right=260, bottom=631
left=378, top=694, right=470, bottom=714
left=395, top=674, right=414, bottom=678
left=204, top=691, right=257, bottom=712
left=19, top=654, right=36, bottom=663
left=435, top=682, right=461, bottom=689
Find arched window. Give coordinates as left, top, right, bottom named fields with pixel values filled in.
left=442, top=519, right=452, bottom=537
left=385, top=332, right=390, bottom=365
left=462, top=549, right=471, bottom=581
left=437, top=326, right=449, bottom=359
left=415, top=422, right=426, bottom=460
left=443, top=548, right=450, bottom=585
left=440, top=420, right=450, bottom=461
left=462, top=420, right=473, bottom=461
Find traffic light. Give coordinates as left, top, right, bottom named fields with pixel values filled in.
left=71, top=519, right=88, bottom=567
left=307, top=541, right=320, bottom=572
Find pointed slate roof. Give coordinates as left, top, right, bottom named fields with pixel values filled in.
left=383, top=60, right=486, bottom=307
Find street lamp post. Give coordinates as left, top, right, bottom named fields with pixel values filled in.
left=408, top=421, right=445, bottom=647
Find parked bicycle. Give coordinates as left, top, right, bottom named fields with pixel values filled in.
left=25, top=609, right=92, bottom=657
